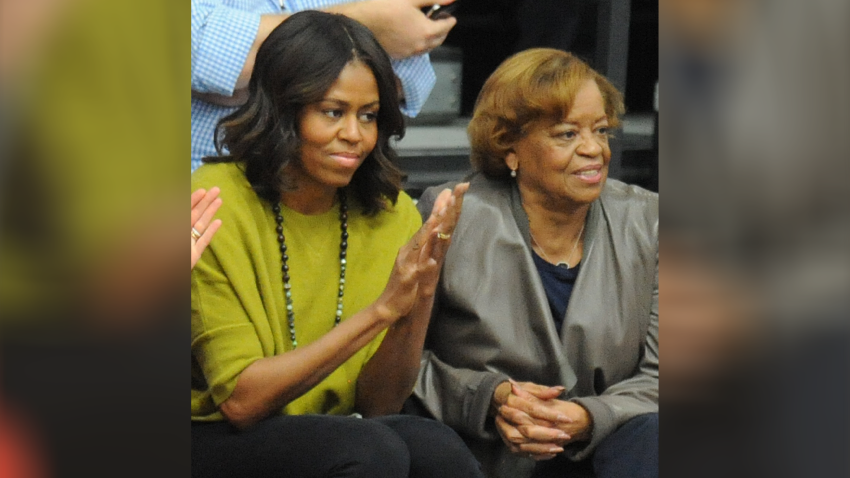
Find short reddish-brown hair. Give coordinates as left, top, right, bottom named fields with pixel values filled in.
left=468, top=48, right=625, bottom=178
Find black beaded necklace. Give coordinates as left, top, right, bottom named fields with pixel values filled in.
left=273, top=191, right=348, bottom=349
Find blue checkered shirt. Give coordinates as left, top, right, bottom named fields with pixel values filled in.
left=191, top=0, right=436, bottom=171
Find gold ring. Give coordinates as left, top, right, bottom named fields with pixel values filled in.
left=437, top=232, right=451, bottom=240
left=191, top=227, right=202, bottom=241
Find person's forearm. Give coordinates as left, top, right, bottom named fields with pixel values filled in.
left=220, top=303, right=393, bottom=429
left=237, top=3, right=380, bottom=90
left=237, top=5, right=365, bottom=91
left=356, top=184, right=467, bottom=416
left=192, top=88, right=249, bottom=107
left=355, top=293, right=434, bottom=416
left=323, top=2, right=373, bottom=37
left=232, top=14, right=289, bottom=90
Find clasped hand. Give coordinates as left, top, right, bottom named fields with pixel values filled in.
left=493, top=380, right=593, bottom=461
left=375, top=183, right=468, bottom=322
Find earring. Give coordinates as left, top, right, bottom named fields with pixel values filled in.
left=510, top=169, right=517, bottom=178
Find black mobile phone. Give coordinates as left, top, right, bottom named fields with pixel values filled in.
left=423, top=2, right=458, bottom=20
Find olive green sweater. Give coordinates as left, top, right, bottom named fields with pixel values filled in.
left=191, top=162, right=421, bottom=421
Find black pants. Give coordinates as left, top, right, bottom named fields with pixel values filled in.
left=192, top=414, right=485, bottom=478
left=532, top=413, right=659, bottom=478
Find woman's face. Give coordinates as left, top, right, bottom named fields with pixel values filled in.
left=506, top=79, right=612, bottom=207
left=294, top=60, right=380, bottom=196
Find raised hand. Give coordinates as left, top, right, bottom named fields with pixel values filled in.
left=373, top=183, right=468, bottom=323
left=191, top=187, right=223, bottom=270
left=415, top=182, right=468, bottom=297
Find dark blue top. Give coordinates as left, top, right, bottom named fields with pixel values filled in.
left=531, top=250, right=581, bottom=335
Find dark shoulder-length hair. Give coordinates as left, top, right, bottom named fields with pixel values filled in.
left=206, top=10, right=406, bottom=215
left=468, top=48, right=625, bottom=179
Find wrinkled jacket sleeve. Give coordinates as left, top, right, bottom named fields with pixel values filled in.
left=569, top=248, right=658, bottom=460
left=416, top=350, right=510, bottom=440
left=413, top=186, right=510, bottom=440
left=191, top=0, right=261, bottom=95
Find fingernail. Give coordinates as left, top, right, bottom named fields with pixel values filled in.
left=557, top=414, right=573, bottom=423
left=557, top=432, right=570, bottom=440
left=549, top=447, right=564, bottom=454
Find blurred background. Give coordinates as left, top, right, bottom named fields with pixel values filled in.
left=658, top=0, right=850, bottom=475
left=1, top=1, right=188, bottom=476
left=1, top=0, right=848, bottom=476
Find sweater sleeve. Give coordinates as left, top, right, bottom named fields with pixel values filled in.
left=191, top=165, right=274, bottom=415
left=192, top=241, right=266, bottom=407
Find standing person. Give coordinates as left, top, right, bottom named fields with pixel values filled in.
left=410, top=49, right=658, bottom=478
left=191, top=11, right=481, bottom=478
left=191, top=0, right=458, bottom=170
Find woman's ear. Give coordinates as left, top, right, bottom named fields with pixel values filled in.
left=505, top=150, right=518, bottom=172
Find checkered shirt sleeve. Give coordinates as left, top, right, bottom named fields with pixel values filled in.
left=284, top=0, right=437, bottom=116
left=191, top=0, right=436, bottom=171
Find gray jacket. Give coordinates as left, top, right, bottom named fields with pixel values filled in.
left=413, top=173, right=658, bottom=478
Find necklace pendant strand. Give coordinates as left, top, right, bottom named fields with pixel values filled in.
left=274, top=191, right=348, bottom=349
left=530, top=222, right=585, bottom=269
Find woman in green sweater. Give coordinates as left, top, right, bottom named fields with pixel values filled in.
left=190, top=10, right=480, bottom=478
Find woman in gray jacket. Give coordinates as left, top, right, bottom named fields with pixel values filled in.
left=411, top=49, right=658, bottom=478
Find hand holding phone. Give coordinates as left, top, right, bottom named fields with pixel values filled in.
left=422, top=2, right=458, bottom=20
